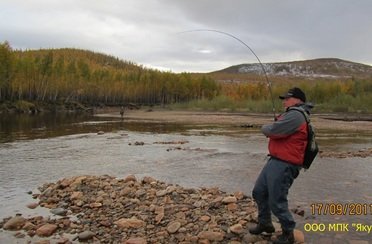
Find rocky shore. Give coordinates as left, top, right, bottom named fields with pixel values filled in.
left=0, top=175, right=305, bottom=243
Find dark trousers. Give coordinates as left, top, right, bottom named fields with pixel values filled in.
left=252, top=157, right=300, bottom=231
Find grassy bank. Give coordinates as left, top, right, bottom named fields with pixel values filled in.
left=168, top=94, right=372, bottom=114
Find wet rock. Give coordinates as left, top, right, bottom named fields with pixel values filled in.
left=26, top=202, right=39, bottom=209
left=3, top=216, right=27, bottom=230
left=51, top=207, right=68, bottom=216
left=23, top=221, right=36, bottom=231
left=14, top=232, right=25, bottom=238
left=142, top=176, right=157, bottom=184
left=36, top=223, right=58, bottom=237
left=124, top=174, right=137, bottom=182
left=130, top=141, right=144, bottom=146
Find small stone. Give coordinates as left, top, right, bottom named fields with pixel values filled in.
left=124, top=174, right=137, bottom=182
left=70, top=191, right=83, bottom=200
left=156, top=189, right=168, bottom=197
left=229, top=223, right=244, bottom=234
left=242, top=232, right=263, bottom=243
left=155, top=212, right=164, bottom=224
left=50, top=207, right=67, bottom=216
left=23, top=222, right=36, bottom=231
left=222, top=196, right=237, bottom=204
left=114, top=218, right=145, bottom=229
left=89, top=202, right=102, bottom=208
left=78, top=230, right=95, bottom=241
left=167, top=221, right=181, bottom=234
left=56, top=237, right=70, bottom=244
left=200, top=215, right=210, bottom=222
left=234, top=191, right=245, bottom=200
left=27, top=203, right=39, bottom=209
left=227, top=203, right=238, bottom=211
left=35, top=240, right=50, bottom=244
left=124, top=238, right=147, bottom=244
left=198, top=231, right=225, bottom=241
left=14, top=232, right=25, bottom=238
left=142, top=176, right=157, bottom=184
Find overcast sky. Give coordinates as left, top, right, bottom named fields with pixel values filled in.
left=1, top=0, right=372, bottom=73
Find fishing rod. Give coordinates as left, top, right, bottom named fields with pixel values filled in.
left=178, top=29, right=276, bottom=120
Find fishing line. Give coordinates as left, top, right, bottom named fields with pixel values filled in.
left=178, top=29, right=276, bottom=120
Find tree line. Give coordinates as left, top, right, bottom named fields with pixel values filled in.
left=0, top=41, right=219, bottom=106
left=1, top=41, right=371, bottom=112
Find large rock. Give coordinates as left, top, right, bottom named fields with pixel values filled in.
left=3, top=216, right=27, bottom=230
left=294, top=229, right=305, bottom=243
left=36, top=223, right=58, bottom=237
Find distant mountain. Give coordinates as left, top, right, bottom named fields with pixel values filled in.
left=213, top=58, right=372, bottom=79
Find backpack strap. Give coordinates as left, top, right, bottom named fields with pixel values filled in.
left=288, top=106, right=310, bottom=124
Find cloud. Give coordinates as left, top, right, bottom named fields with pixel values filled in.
left=1, top=0, right=372, bottom=72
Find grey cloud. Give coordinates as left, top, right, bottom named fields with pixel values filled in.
left=1, top=0, right=372, bottom=72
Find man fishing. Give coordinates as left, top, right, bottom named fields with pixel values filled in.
left=249, top=87, right=312, bottom=244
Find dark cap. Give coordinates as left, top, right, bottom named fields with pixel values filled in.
left=279, top=87, right=306, bottom=102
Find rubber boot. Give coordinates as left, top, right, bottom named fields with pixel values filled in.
left=248, top=222, right=275, bottom=235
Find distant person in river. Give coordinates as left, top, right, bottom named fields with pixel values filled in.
left=120, top=106, right=125, bottom=119
left=249, top=87, right=312, bottom=244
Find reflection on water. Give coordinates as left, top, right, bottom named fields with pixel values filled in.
left=0, top=113, right=372, bottom=243
left=0, top=113, right=196, bottom=143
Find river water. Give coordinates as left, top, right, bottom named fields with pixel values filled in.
left=0, top=113, right=371, bottom=243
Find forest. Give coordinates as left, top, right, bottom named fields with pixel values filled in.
left=1, top=41, right=372, bottom=113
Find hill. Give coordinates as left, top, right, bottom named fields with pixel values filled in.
left=212, top=58, right=372, bottom=80
left=0, top=42, right=219, bottom=110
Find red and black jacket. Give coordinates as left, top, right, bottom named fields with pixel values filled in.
left=261, top=104, right=310, bottom=165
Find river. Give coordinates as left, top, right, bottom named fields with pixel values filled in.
left=0, top=113, right=371, bottom=243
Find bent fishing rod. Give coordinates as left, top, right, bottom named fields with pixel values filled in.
left=178, top=29, right=276, bottom=120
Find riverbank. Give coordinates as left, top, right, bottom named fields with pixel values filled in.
left=0, top=100, right=93, bottom=114
left=96, top=108, right=372, bottom=131
left=0, top=175, right=305, bottom=243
